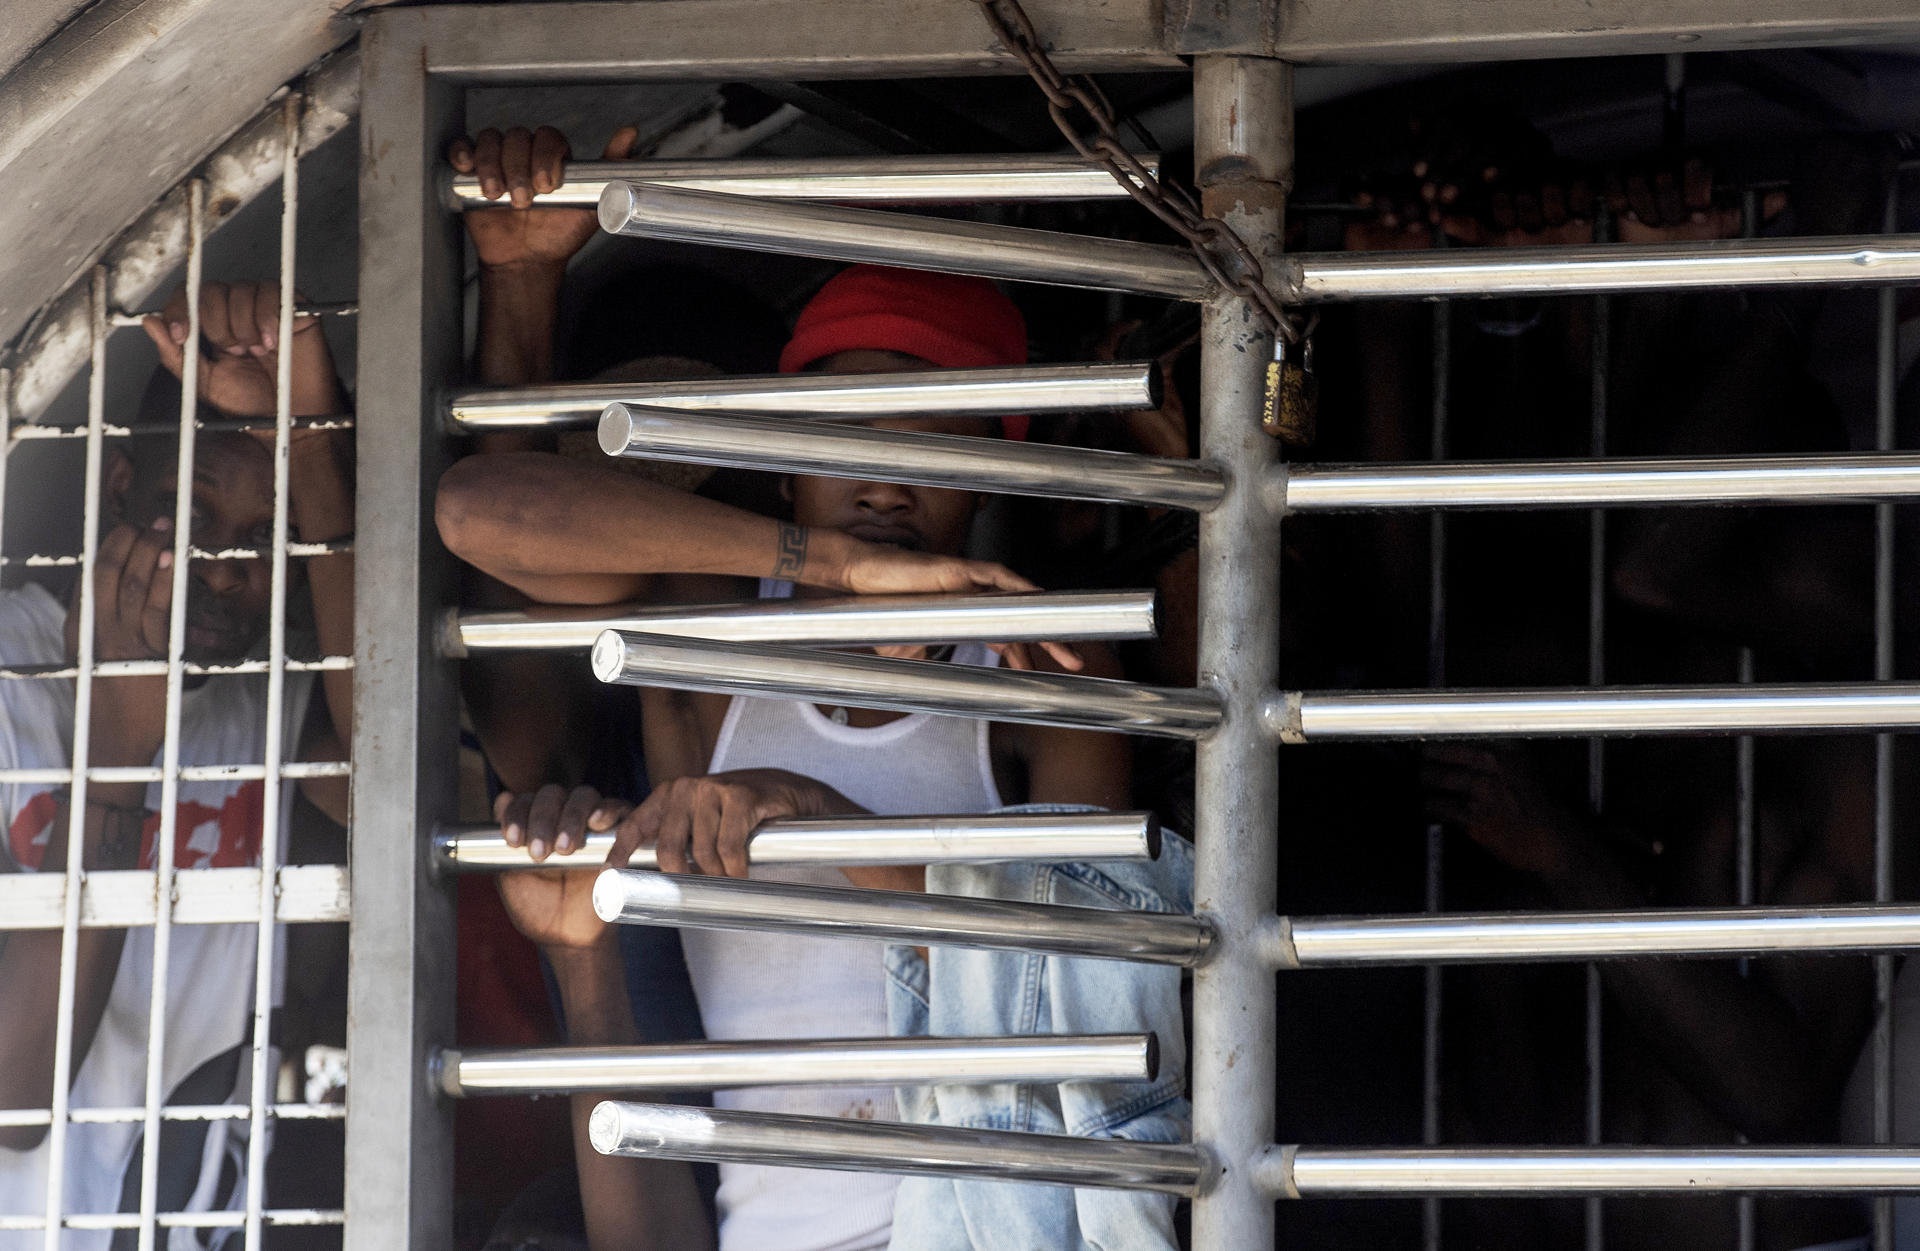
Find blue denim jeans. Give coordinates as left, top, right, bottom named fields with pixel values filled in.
left=884, top=806, right=1192, bottom=1251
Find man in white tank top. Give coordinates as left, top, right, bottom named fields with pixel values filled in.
left=440, top=264, right=1153, bottom=1251
left=0, top=281, right=355, bottom=1246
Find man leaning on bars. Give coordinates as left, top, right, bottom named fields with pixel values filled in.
left=437, top=124, right=1191, bottom=1251
left=0, top=282, right=353, bottom=1246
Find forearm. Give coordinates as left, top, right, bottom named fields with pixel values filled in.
left=549, top=943, right=712, bottom=1251
left=0, top=794, right=146, bottom=1148
left=287, top=436, right=355, bottom=744
left=476, top=263, right=567, bottom=387
left=437, top=452, right=860, bottom=602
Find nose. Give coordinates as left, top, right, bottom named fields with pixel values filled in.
left=852, top=478, right=915, bottom=516
left=194, top=558, right=247, bottom=597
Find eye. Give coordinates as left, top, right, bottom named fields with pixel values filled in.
left=249, top=524, right=274, bottom=550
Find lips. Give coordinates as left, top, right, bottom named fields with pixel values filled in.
left=843, top=523, right=924, bottom=551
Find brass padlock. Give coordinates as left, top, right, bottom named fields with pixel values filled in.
left=1261, top=334, right=1317, bottom=446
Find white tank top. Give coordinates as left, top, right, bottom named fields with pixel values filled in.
left=684, top=581, right=1003, bottom=1251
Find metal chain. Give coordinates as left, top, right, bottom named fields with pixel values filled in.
left=972, top=0, right=1296, bottom=343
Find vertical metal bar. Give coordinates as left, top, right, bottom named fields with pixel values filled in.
left=1423, top=245, right=1452, bottom=1251
left=345, top=14, right=462, bottom=1249
left=1585, top=206, right=1612, bottom=1251
left=242, top=94, right=301, bottom=1251
left=136, top=178, right=206, bottom=1251
left=1735, top=645, right=1757, bottom=1249
left=1189, top=54, right=1288, bottom=1251
left=1872, top=174, right=1901, bottom=1251
left=41, top=267, right=112, bottom=1251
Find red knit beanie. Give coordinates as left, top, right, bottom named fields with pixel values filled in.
left=778, top=265, right=1030, bottom=440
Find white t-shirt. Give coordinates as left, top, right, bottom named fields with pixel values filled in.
left=0, top=584, right=314, bottom=1249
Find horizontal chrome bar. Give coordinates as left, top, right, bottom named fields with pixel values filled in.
left=435, top=810, right=1159, bottom=871
left=447, top=590, right=1157, bottom=656
left=1262, top=1146, right=1920, bottom=1197
left=454, top=154, right=1160, bottom=208
left=598, top=182, right=1212, bottom=300
left=1280, top=234, right=1920, bottom=303
left=1265, top=904, right=1920, bottom=968
left=590, top=1101, right=1209, bottom=1195
left=592, top=631, right=1224, bottom=740
left=597, top=406, right=1225, bottom=511
left=0, top=1102, right=345, bottom=1129
left=449, top=361, right=1158, bottom=432
left=1276, top=454, right=1920, bottom=513
left=441, top=1033, right=1155, bottom=1097
left=592, top=869, right=1215, bottom=966
left=0, top=865, right=350, bottom=930
left=1270, top=684, right=1920, bottom=741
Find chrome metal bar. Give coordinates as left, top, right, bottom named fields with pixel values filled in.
left=1263, top=1146, right=1920, bottom=1196
left=448, top=361, right=1158, bottom=432
left=593, top=631, right=1223, bottom=740
left=442, top=1034, right=1155, bottom=1096
left=1585, top=214, right=1611, bottom=1251
left=597, top=182, right=1212, bottom=300
left=42, top=267, right=111, bottom=1251
left=1874, top=175, right=1902, bottom=1251
left=591, top=869, right=1215, bottom=966
left=436, top=810, right=1158, bottom=871
left=454, top=154, right=1160, bottom=208
left=244, top=93, right=302, bottom=1251
left=598, top=406, right=1226, bottom=511
left=449, top=590, right=1157, bottom=656
left=1276, top=684, right=1920, bottom=740
left=1277, top=454, right=1920, bottom=513
left=589, top=1101, right=1209, bottom=1195
left=137, top=178, right=205, bottom=1251
left=1279, top=235, right=1920, bottom=304
left=1423, top=248, right=1453, bottom=1251
left=1266, top=904, right=1920, bottom=966
left=1189, top=53, right=1287, bottom=1251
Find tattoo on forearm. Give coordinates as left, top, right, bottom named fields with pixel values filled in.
left=774, top=523, right=808, bottom=580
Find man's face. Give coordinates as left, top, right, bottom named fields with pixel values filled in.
left=786, top=349, right=992, bottom=558
left=117, top=434, right=275, bottom=663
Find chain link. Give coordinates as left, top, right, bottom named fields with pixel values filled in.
left=972, top=0, right=1296, bottom=343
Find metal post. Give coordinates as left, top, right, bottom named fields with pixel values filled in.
left=1873, top=173, right=1902, bottom=1251
left=345, top=14, right=461, bottom=1250
left=1190, top=53, right=1288, bottom=1251
left=597, top=405, right=1226, bottom=510
left=1424, top=249, right=1453, bottom=1251
left=1586, top=209, right=1611, bottom=1251
left=1268, top=1146, right=1920, bottom=1196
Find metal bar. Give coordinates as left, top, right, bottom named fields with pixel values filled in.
left=597, top=183, right=1212, bottom=300
left=452, top=154, right=1160, bottom=208
left=1423, top=246, right=1453, bottom=1251
left=1873, top=174, right=1902, bottom=1251
left=1277, top=454, right=1920, bottom=512
left=1276, top=684, right=1920, bottom=740
left=1265, top=904, right=1920, bottom=966
left=1263, top=1146, right=1920, bottom=1196
left=591, top=631, right=1223, bottom=740
left=0, top=865, right=351, bottom=930
left=243, top=94, right=302, bottom=1251
left=1279, top=235, right=1920, bottom=303
left=41, top=267, right=111, bottom=1251
left=0, top=1210, right=345, bottom=1233
left=447, top=361, right=1158, bottom=433
left=0, top=762, right=351, bottom=786
left=441, top=1034, right=1156, bottom=1096
left=598, top=406, right=1225, bottom=511
left=1585, top=208, right=1612, bottom=1251
left=0, top=657, right=353, bottom=681
left=592, top=869, right=1215, bottom=966
left=137, top=178, right=205, bottom=1251
left=449, top=590, right=1157, bottom=656
left=588, top=1101, right=1209, bottom=1195
left=0, top=1104, right=348, bottom=1129
left=344, top=21, right=460, bottom=1251
left=436, top=810, right=1158, bottom=871
left=1183, top=54, right=1289, bottom=1251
